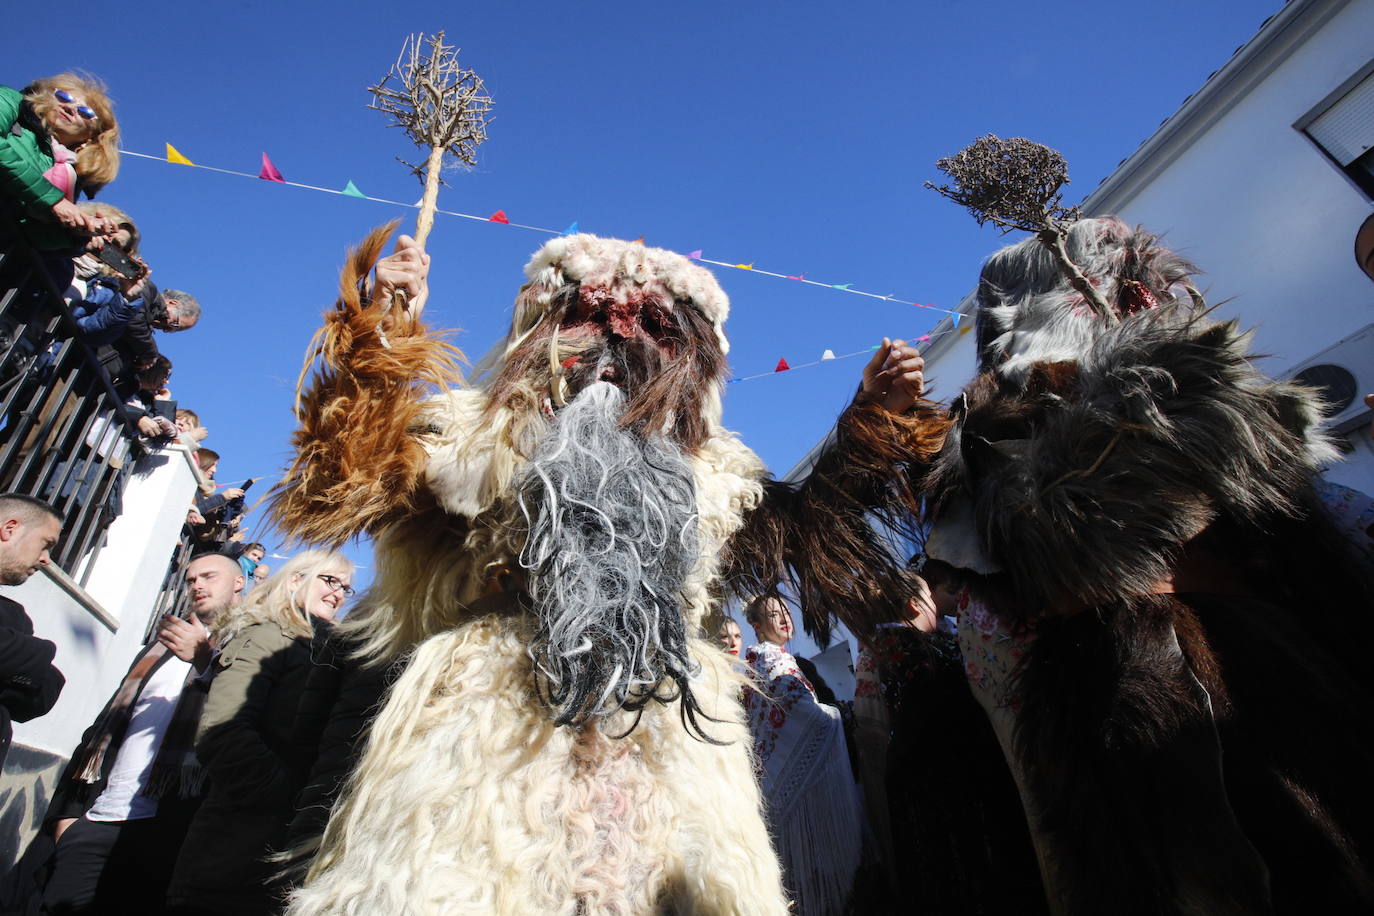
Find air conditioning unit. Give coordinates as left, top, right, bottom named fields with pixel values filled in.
left=1283, top=322, right=1374, bottom=435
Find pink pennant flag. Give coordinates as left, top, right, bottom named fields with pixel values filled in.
left=775, top=358, right=791, bottom=372
left=687, top=250, right=703, bottom=260
left=917, top=334, right=931, bottom=342
left=489, top=210, right=510, bottom=224
left=258, top=153, right=285, bottom=183
left=786, top=273, right=806, bottom=281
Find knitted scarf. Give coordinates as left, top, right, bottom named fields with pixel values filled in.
left=73, top=642, right=209, bottom=800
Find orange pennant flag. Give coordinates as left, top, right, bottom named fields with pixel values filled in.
left=165, top=143, right=194, bottom=166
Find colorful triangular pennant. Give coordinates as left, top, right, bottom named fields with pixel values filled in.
left=687, top=250, right=703, bottom=260
left=165, top=143, right=194, bottom=166
left=259, top=153, right=285, bottom=183
left=820, top=349, right=836, bottom=361
left=832, top=283, right=853, bottom=290
left=489, top=210, right=510, bottom=224
left=341, top=180, right=365, bottom=198
left=786, top=273, right=806, bottom=281
left=736, top=263, right=754, bottom=270
left=562, top=221, right=579, bottom=235
left=775, top=358, right=791, bottom=372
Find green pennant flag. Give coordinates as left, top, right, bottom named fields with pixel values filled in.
left=341, top=180, right=366, bottom=198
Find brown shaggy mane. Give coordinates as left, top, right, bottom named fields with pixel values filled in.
left=485, top=284, right=725, bottom=453
left=723, top=398, right=952, bottom=645
left=267, top=222, right=466, bottom=547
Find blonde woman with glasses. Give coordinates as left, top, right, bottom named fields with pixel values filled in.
left=166, top=550, right=353, bottom=915
left=1, top=74, right=121, bottom=257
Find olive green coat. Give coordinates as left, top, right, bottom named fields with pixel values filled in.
left=166, top=620, right=315, bottom=914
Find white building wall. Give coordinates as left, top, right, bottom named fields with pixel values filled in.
left=6, top=444, right=199, bottom=758
left=917, top=0, right=1374, bottom=492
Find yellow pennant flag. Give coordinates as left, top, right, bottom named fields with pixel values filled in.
left=165, top=143, right=194, bottom=166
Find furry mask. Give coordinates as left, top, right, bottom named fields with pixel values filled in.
left=428, top=236, right=738, bottom=523
left=975, top=217, right=1201, bottom=384
left=416, top=236, right=752, bottom=733
left=929, top=218, right=1337, bottom=619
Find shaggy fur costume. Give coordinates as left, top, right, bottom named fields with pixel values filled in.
left=271, top=229, right=931, bottom=914
left=923, top=218, right=1374, bottom=914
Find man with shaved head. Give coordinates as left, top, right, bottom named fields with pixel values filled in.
left=41, top=553, right=244, bottom=915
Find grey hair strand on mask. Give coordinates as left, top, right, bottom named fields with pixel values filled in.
left=516, top=380, right=721, bottom=741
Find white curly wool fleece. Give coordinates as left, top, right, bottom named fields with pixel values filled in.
left=506, top=233, right=731, bottom=355
left=285, top=233, right=790, bottom=916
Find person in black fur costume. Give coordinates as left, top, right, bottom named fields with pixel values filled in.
left=917, top=217, right=1374, bottom=915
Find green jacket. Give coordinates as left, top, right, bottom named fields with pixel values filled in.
left=168, top=620, right=316, bottom=913
left=0, top=85, right=81, bottom=251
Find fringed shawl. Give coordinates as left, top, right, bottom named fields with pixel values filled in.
left=744, top=641, right=862, bottom=916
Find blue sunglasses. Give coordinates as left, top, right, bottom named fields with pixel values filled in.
left=53, top=89, right=98, bottom=122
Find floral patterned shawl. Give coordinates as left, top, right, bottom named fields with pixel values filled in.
left=743, top=641, right=862, bottom=916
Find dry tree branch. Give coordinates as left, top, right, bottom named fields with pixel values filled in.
left=925, top=135, right=1115, bottom=322
left=368, top=31, right=493, bottom=248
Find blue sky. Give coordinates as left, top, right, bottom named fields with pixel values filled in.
left=12, top=0, right=1278, bottom=616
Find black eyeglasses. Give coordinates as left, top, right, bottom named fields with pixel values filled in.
left=317, top=574, right=355, bottom=597
left=53, top=89, right=98, bottom=121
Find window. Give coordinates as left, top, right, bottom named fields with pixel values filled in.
left=1301, top=66, right=1374, bottom=198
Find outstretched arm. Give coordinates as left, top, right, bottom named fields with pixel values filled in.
left=267, top=222, right=464, bottom=547
left=723, top=340, right=951, bottom=645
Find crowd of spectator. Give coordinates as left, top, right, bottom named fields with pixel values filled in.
left=1, top=72, right=340, bottom=915
left=1, top=71, right=264, bottom=570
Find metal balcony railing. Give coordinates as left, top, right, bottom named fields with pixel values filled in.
left=0, top=210, right=152, bottom=587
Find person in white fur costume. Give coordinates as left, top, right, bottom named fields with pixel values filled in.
left=267, top=222, right=941, bottom=915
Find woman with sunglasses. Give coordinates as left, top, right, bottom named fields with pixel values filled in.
left=1, top=74, right=121, bottom=263
left=165, top=550, right=354, bottom=915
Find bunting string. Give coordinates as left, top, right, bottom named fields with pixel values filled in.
left=119, top=147, right=967, bottom=322
left=727, top=324, right=971, bottom=384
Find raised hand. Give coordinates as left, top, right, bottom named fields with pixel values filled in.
left=374, top=234, right=431, bottom=332
left=859, top=338, right=925, bottom=414
left=158, top=613, right=212, bottom=670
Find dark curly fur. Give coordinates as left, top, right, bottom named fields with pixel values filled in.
left=929, top=308, right=1335, bottom=622
left=1012, top=596, right=1275, bottom=915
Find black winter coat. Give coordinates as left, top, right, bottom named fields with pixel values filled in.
left=0, top=595, right=64, bottom=767
left=283, top=624, right=397, bottom=857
